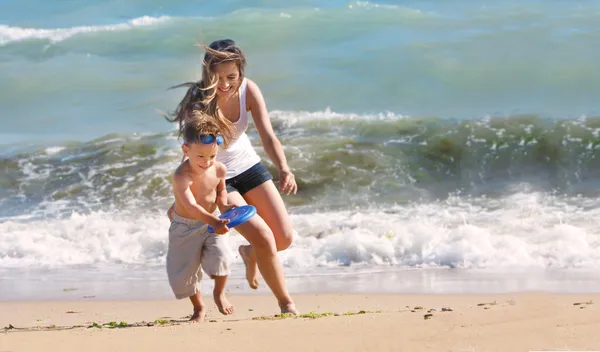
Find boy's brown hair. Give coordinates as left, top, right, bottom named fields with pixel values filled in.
left=181, top=110, right=230, bottom=148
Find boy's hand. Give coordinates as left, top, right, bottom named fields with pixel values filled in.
left=221, top=203, right=238, bottom=213
left=212, top=218, right=230, bottom=235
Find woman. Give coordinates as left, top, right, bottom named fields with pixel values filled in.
left=165, top=39, right=298, bottom=315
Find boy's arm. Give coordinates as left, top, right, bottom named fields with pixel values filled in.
left=215, top=163, right=235, bottom=213
left=216, top=178, right=228, bottom=209
left=173, top=172, right=222, bottom=227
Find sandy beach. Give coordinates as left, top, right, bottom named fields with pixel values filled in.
left=2, top=293, right=599, bottom=352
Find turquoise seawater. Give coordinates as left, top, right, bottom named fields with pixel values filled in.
left=1, top=1, right=600, bottom=287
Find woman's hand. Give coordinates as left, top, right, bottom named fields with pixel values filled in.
left=279, top=168, right=297, bottom=195
left=167, top=203, right=175, bottom=222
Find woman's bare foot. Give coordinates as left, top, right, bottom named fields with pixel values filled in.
left=238, top=245, right=259, bottom=289
left=280, top=302, right=299, bottom=316
left=214, top=292, right=235, bottom=315
left=189, top=306, right=206, bottom=322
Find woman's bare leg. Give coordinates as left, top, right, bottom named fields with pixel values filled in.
left=243, top=180, right=295, bottom=251
left=229, top=180, right=295, bottom=289
left=227, top=191, right=297, bottom=314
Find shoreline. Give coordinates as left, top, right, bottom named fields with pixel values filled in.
left=3, top=267, right=600, bottom=302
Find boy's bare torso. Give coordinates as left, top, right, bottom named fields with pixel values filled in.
left=173, top=160, right=221, bottom=219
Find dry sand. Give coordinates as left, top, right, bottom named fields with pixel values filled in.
left=1, top=293, right=599, bottom=352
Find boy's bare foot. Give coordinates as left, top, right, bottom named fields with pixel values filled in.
left=238, top=245, right=259, bottom=289
left=214, top=292, right=235, bottom=315
left=280, top=302, right=299, bottom=316
left=189, top=307, right=206, bottom=322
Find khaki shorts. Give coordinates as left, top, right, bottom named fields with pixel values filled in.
left=166, top=212, right=232, bottom=299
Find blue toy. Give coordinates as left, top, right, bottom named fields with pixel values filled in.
left=207, top=205, right=257, bottom=234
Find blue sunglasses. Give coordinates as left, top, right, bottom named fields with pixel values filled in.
left=184, top=134, right=224, bottom=146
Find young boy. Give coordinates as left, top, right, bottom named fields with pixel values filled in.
left=166, top=110, right=236, bottom=322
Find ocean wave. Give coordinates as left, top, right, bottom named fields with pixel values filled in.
left=1, top=194, right=599, bottom=270
left=0, top=2, right=434, bottom=47
left=0, top=16, right=171, bottom=46
left=2, top=112, right=600, bottom=220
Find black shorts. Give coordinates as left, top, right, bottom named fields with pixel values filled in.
left=225, top=162, right=273, bottom=196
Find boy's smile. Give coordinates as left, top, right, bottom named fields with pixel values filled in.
left=182, top=142, right=219, bottom=173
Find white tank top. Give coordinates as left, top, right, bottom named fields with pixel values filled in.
left=217, top=78, right=261, bottom=179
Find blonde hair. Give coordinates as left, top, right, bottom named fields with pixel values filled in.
left=165, top=39, right=247, bottom=147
